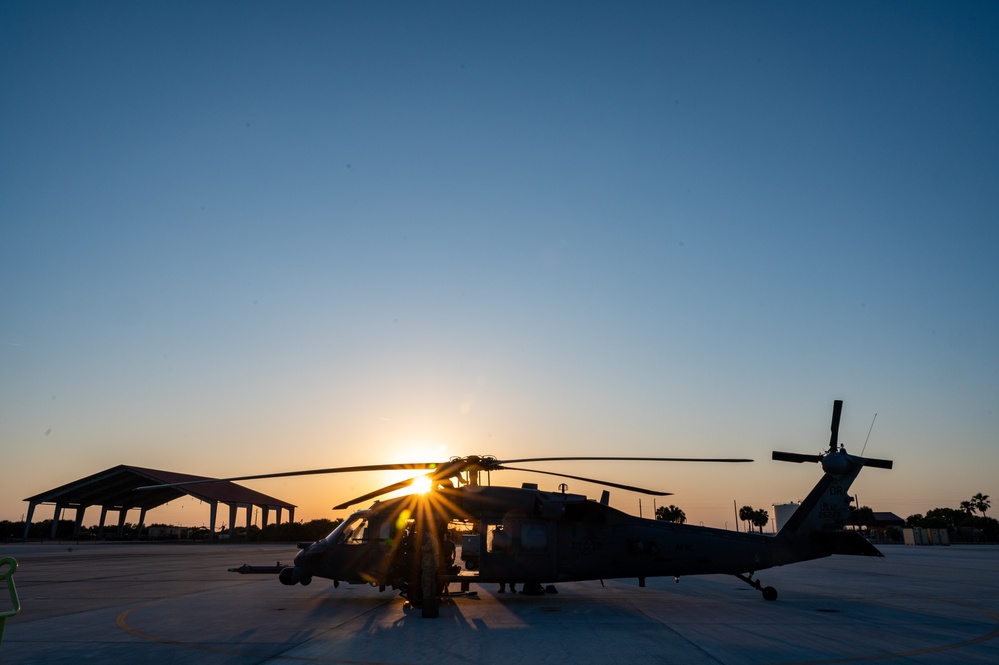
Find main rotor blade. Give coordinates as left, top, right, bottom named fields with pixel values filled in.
left=772, top=451, right=824, bottom=464
left=332, top=475, right=430, bottom=510
left=499, top=456, right=753, bottom=464
left=829, top=400, right=843, bottom=453
left=499, top=465, right=672, bottom=496
left=136, top=462, right=440, bottom=490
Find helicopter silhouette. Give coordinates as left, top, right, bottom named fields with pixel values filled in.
left=152, top=399, right=892, bottom=618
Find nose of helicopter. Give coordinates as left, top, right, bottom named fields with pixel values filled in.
left=279, top=541, right=322, bottom=585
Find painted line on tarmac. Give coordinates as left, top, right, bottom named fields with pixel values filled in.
left=116, top=597, right=402, bottom=664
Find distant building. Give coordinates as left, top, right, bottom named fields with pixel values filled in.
left=773, top=502, right=801, bottom=532
left=147, top=526, right=187, bottom=540
left=872, top=512, right=904, bottom=529
left=866, top=511, right=904, bottom=543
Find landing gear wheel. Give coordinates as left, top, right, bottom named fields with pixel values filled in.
left=734, top=572, right=778, bottom=601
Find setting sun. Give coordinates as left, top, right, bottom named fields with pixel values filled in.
left=410, top=475, right=433, bottom=495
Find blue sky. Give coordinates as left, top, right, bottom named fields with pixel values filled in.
left=2, top=2, right=996, bottom=528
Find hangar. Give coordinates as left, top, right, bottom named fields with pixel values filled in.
left=22, top=465, right=296, bottom=540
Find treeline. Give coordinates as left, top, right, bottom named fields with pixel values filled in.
left=3, top=519, right=79, bottom=540
left=904, top=511, right=997, bottom=541
left=254, top=519, right=343, bottom=542
left=1, top=518, right=344, bottom=543
left=5, top=494, right=995, bottom=543
left=905, top=492, right=996, bottom=541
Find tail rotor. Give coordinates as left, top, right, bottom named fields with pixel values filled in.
left=773, top=400, right=893, bottom=471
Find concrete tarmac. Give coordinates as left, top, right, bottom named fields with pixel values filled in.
left=0, top=541, right=997, bottom=664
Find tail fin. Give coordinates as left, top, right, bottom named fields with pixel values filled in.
left=771, top=400, right=893, bottom=560
left=776, top=452, right=862, bottom=537
left=774, top=451, right=887, bottom=557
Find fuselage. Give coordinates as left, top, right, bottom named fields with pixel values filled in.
left=291, top=484, right=823, bottom=588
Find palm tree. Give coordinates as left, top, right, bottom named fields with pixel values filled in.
left=739, top=505, right=755, bottom=531
left=655, top=505, right=687, bottom=524
left=971, top=493, right=991, bottom=517
left=751, top=508, right=769, bottom=533
left=960, top=500, right=975, bottom=516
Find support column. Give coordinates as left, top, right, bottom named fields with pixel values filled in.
left=73, top=506, right=87, bottom=539
left=228, top=503, right=237, bottom=539
left=117, top=508, right=128, bottom=539
left=288, top=507, right=295, bottom=524
left=51, top=504, right=63, bottom=539
left=98, top=506, right=109, bottom=540
left=260, top=506, right=270, bottom=530
left=137, top=507, right=148, bottom=540
left=22, top=501, right=38, bottom=540
left=209, top=501, right=218, bottom=539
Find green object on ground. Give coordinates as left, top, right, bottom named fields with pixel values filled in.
left=0, top=557, right=20, bottom=649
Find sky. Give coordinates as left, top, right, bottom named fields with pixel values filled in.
left=1, top=1, right=997, bottom=531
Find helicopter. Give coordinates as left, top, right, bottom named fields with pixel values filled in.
left=149, top=399, right=892, bottom=618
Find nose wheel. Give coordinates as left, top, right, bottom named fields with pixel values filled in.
left=735, top=572, right=778, bottom=601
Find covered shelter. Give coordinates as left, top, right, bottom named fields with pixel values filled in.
left=869, top=511, right=905, bottom=543
left=23, top=465, right=296, bottom=540
left=872, top=511, right=905, bottom=528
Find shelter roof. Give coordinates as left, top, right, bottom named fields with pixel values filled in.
left=872, top=511, right=904, bottom=525
left=24, top=465, right=296, bottom=512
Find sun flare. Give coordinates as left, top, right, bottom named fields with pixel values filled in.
left=410, top=475, right=433, bottom=494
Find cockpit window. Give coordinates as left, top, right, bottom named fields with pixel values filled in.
left=338, top=516, right=369, bottom=545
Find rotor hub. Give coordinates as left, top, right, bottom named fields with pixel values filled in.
left=821, top=451, right=851, bottom=475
